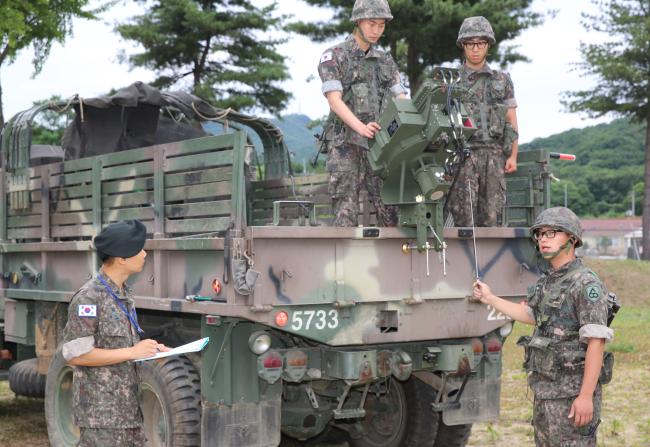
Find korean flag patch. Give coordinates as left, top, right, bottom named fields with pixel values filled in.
left=320, top=51, right=333, bottom=64
left=78, top=304, right=97, bottom=317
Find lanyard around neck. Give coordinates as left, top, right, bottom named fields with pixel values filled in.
left=97, top=275, right=144, bottom=335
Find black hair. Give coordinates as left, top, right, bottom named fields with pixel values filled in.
left=97, top=250, right=111, bottom=262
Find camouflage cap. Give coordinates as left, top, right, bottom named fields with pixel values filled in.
left=351, top=0, right=393, bottom=22
left=457, top=16, right=496, bottom=47
left=530, top=207, right=583, bottom=247
left=94, top=220, right=147, bottom=258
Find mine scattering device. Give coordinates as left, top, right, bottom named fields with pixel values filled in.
left=369, top=67, right=476, bottom=269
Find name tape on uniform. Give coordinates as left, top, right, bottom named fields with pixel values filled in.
left=78, top=304, right=97, bottom=317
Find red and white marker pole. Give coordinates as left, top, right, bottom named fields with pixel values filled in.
left=549, top=152, right=576, bottom=161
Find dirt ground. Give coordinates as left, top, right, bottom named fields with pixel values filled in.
left=1, top=259, right=648, bottom=446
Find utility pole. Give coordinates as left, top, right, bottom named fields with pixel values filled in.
left=632, top=188, right=636, bottom=216
left=564, top=183, right=568, bottom=207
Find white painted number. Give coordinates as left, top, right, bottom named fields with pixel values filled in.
left=291, top=311, right=304, bottom=330
left=304, top=310, right=315, bottom=329
left=327, top=310, right=339, bottom=329
left=314, top=310, right=327, bottom=330
left=486, top=305, right=511, bottom=321
left=290, top=310, right=339, bottom=330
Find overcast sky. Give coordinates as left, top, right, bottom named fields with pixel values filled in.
left=2, top=0, right=610, bottom=144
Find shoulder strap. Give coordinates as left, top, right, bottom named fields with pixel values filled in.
left=466, top=73, right=489, bottom=97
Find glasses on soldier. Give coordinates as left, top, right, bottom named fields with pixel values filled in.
left=533, top=229, right=564, bottom=240
left=463, top=40, right=488, bottom=50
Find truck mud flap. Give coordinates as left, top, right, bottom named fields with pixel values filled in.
left=202, top=398, right=281, bottom=447
left=441, top=376, right=500, bottom=426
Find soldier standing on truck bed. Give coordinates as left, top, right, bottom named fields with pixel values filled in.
left=445, top=16, right=519, bottom=227
left=318, top=0, right=407, bottom=227
left=473, top=207, right=616, bottom=446
left=61, top=220, right=169, bottom=446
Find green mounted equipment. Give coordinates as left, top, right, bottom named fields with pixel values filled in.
left=368, top=67, right=477, bottom=252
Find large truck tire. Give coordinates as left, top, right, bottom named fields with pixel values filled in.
left=432, top=418, right=472, bottom=447
left=9, top=358, right=46, bottom=398
left=45, top=350, right=202, bottom=447
left=139, top=355, right=201, bottom=447
left=45, top=349, right=79, bottom=447
left=281, top=426, right=348, bottom=446
left=350, top=377, right=438, bottom=447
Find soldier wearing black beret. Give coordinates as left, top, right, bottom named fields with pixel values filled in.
left=61, top=220, right=169, bottom=446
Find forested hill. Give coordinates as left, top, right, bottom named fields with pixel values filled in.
left=273, top=115, right=646, bottom=217
left=520, top=118, right=645, bottom=217
left=271, top=113, right=321, bottom=163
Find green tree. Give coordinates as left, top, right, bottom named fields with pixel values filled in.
left=598, top=236, right=612, bottom=255
left=550, top=180, right=595, bottom=216
left=290, top=0, right=541, bottom=92
left=0, top=1, right=103, bottom=126
left=522, top=118, right=646, bottom=217
left=562, top=0, right=650, bottom=259
left=116, top=0, right=291, bottom=114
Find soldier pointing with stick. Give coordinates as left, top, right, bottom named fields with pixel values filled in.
left=473, top=207, right=616, bottom=446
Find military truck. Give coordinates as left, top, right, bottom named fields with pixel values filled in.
left=0, top=73, right=550, bottom=447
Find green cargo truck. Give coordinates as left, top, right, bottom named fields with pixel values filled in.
left=0, top=73, right=550, bottom=446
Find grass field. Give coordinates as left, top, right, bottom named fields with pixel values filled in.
left=0, top=259, right=648, bottom=447
left=0, top=381, right=48, bottom=447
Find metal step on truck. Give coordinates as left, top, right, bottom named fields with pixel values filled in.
left=0, top=71, right=551, bottom=447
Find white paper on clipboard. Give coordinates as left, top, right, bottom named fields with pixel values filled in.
left=134, top=337, right=209, bottom=362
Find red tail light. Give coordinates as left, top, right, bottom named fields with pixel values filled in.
left=262, top=351, right=283, bottom=369
left=486, top=337, right=502, bottom=353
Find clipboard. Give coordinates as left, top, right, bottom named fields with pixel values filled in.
left=134, top=337, right=209, bottom=362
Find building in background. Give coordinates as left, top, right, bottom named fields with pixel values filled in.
left=580, top=218, right=641, bottom=259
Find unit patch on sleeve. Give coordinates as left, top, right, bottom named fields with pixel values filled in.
left=585, top=285, right=603, bottom=302
left=78, top=304, right=97, bottom=317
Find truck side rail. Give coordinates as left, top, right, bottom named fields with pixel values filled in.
left=1, top=134, right=248, bottom=242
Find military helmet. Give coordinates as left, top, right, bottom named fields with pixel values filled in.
left=456, top=16, right=496, bottom=47
left=530, top=207, right=583, bottom=247
left=351, top=0, right=393, bottom=22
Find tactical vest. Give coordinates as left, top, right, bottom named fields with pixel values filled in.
left=518, top=263, right=614, bottom=396
left=459, top=70, right=509, bottom=149
left=323, top=42, right=395, bottom=150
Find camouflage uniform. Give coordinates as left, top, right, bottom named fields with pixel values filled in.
left=518, top=207, right=614, bottom=446
left=446, top=16, right=518, bottom=227
left=62, top=271, right=144, bottom=446
left=318, top=28, right=406, bottom=226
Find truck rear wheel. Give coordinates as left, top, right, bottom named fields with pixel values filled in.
left=45, top=349, right=79, bottom=447
left=9, top=358, right=46, bottom=398
left=351, top=377, right=438, bottom=447
left=139, top=355, right=201, bottom=447
left=432, top=418, right=472, bottom=447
